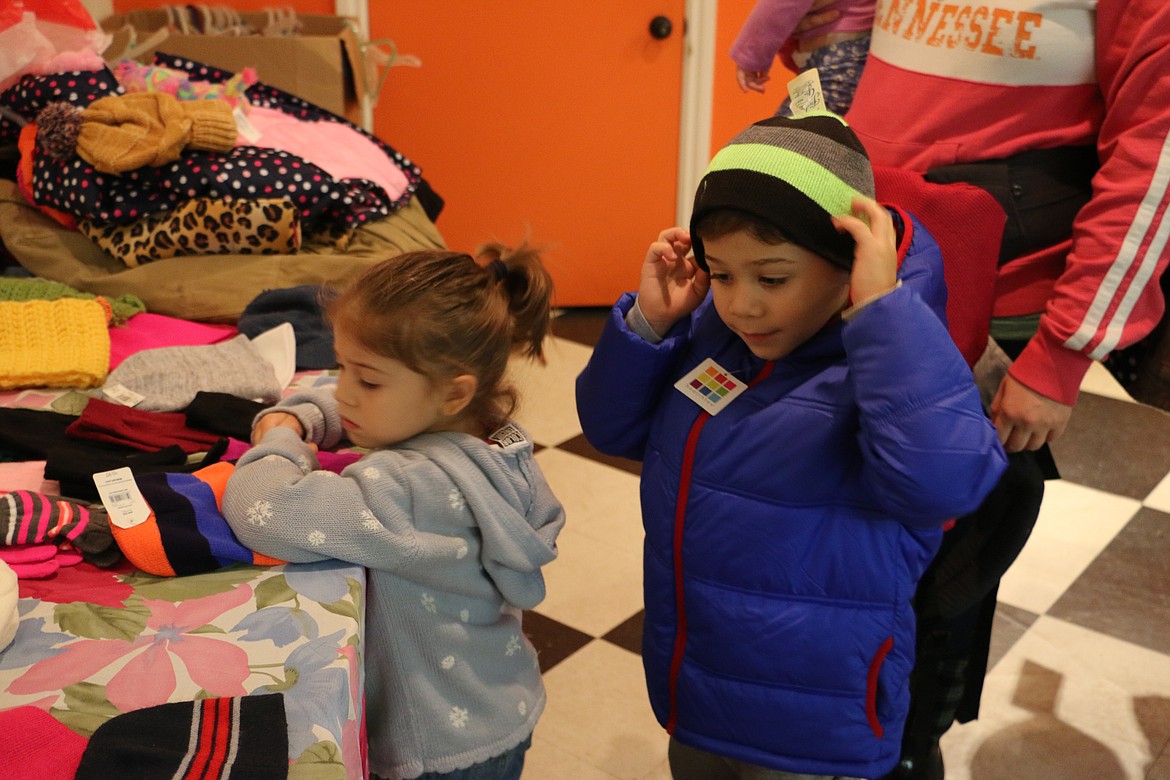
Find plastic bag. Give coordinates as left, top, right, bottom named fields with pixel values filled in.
left=0, top=0, right=109, bottom=94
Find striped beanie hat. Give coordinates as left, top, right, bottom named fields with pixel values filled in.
left=75, top=693, right=288, bottom=779
left=110, top=461, right=285, bottom=577
left=690, top=111, right=875, bottom=271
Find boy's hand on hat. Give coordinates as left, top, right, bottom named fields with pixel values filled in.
left=252, top=412, right=306, bottom=446
left=833, top=197, right=897, bottom=305
left=639, top=227, right=709, bottom=335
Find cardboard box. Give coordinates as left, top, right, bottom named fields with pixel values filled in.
left=101, top=11, right=366, bottom=124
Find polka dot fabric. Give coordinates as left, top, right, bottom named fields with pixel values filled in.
left=3, top=56, right=423, bottom=240
left=152, top=52, right=424, bottom=212
left=0, top=68, right=121, bottom=148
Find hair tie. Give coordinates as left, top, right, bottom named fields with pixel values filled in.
left=487, top=259, right=508, bottom=282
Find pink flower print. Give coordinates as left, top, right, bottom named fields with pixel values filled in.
left=10, top=585, right=254, bottom=713
left=338, top=643, right=364, bottom=775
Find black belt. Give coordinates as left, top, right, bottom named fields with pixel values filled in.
left=925, top=146, right=1099, bottom=265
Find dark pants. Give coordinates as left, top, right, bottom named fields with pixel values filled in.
left=889, top=147, right=1094, bottom=775
left=897, top=448, right=1047, bottom=760
left=667, top=738, right=865, bottom=780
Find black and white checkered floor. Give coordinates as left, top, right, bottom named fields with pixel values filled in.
left=513, top=309, right=1170, bottom=780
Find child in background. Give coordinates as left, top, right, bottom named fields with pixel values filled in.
left=732, top=0, right=874, bottom=115
left=575, top=112, right=1006, bottom=779
left=222, top=245, right=565, bottom=780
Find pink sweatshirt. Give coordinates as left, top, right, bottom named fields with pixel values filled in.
left=846, top=0, right=1170, bottom=407
left=730, top=0, right=877, bottom=73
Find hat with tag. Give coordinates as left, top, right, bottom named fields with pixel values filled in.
left=75, top=694, right=288, bottom=780
left=108, top=461, right=285, bottom=577
left=690, top=111, right=875, bottom=271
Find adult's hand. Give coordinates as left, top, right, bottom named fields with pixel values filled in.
left=990, top=373, right=1073, bottom=452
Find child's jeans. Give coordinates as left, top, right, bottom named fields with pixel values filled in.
left=378, top=736, right=532, bottom=780
left=668, top=737, right=865, bottom=780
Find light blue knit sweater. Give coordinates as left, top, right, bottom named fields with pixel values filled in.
left=222, top=390, right=565, bottom=779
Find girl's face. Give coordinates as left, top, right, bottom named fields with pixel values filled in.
left=703, top=229, right=851, bottom=361
left=331, top=327, right=454, bottom=449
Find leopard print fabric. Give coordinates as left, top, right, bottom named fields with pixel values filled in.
left=78, top=197, right=300, bottom=267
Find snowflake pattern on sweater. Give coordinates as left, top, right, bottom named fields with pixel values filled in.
left=223, top=392, right=564, bottom=779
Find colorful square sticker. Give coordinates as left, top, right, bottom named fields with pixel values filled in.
left=674, top=358, right=747, bottom=414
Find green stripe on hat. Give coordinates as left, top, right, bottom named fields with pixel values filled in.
left=727, top=125, right=874, bottom=194
left=705, top=143, right=864, bottom=216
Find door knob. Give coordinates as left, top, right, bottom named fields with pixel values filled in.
left=649, top=15, right=673, bottom=39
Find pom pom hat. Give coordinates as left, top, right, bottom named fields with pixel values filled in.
left=36, top=92, right=237, bottom=175
left=690, top=111, right=875, bottom=271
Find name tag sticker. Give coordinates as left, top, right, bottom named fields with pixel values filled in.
left=674, top=358, right=747, bottom=415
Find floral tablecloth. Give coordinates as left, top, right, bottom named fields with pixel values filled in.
left=1, top=557, right=366, bottom=779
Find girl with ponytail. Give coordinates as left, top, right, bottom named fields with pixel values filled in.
left=223, top=243, right=564, bottom=780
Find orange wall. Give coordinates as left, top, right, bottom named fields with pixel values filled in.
left=111, top=1, right=790, bottom=167
left=367, top=2, right=686, bottom=305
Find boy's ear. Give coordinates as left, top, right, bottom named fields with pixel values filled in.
left=440, top=374, right=478, bottom=417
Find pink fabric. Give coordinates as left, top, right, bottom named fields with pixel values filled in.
left=0, top=545, right=58, bottom=579
left=0, top=544, right=56, bottom=564
left=109, top=313, right=237, bottom=371
left=0, top=706, right=88, bottom=780
left=238, top=106, right=410, bottom=201
left=730, top=0, right=875, bottom=72
left=0, top=544, right=84, bottom=578
left=223, top=437, right=361, bottom=473
left=0, top=462, right=58, bottom=494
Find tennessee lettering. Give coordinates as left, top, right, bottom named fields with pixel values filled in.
left=876, top=0, right=1043, bottom=58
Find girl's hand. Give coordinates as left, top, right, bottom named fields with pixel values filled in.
left=251, top=412, right=305, bottom=446
left=637, top=227, right=709, bottom=336
left=832, top=197, right=898, bottom=305
left=736, top=66, right=770, bottom=94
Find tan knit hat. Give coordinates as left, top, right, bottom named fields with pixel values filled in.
left=72, top=92, right=237, bottom=174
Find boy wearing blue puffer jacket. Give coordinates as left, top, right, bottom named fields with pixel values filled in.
left=575, top=112, right=1007, bottom=780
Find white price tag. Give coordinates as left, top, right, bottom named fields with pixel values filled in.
left=102, top=383, right=145, bottom=407
left=233, top=105, right=261, bottom=143
left=93, top=467, right=152, bottom=529
left=787, top=68, right=827, bottom=117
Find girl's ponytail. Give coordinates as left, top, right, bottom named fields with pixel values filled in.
left=326, top=241, right=556, bottom=434
left=477, top=241, right=554, bottom=362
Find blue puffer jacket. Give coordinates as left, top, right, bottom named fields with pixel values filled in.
left=576, top=209, right=1007, bottom=778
